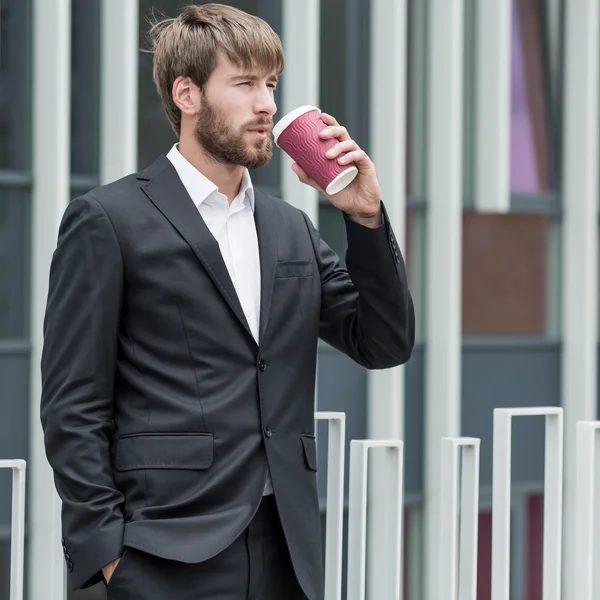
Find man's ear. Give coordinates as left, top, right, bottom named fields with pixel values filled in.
left=172, top=76, right=198, bottom=116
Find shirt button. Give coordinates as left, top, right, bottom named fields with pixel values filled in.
left=259, top=359, right=267, bottom=371
left=264, top=426, right=272, bottom=438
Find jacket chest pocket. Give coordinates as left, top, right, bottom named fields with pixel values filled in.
left=275, top=260, right=314, bottom=279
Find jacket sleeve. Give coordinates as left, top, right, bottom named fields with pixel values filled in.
left=40, top=195, right=125, bottom=590
left=302, top=202, right=415, bottom=368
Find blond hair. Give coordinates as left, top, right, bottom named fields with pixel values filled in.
left=146, top=3, right=284, bottom=136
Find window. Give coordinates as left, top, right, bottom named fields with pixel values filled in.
left=0, top=0, right=30, bottom=170
left=462, top=0, right=564, bottom=202
left=510, top=0, right=562, bottom=193
left=71, top=0, right=101, bottom=178
left=0, top=192, right=28, bottom=338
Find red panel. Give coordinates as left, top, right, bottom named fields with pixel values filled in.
left=527, top=494, right=544, bottom=600
left=462, top=213, right=548, bottom=335
left=477, top=512, right=493, bottom=600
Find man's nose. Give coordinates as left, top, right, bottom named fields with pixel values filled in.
left=255, top=90, right=277, bottom=116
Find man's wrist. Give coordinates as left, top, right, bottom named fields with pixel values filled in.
left=346, top=206, right=383, bottom=229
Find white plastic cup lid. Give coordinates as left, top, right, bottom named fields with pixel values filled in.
left=273, top=105, right=321, bottom=145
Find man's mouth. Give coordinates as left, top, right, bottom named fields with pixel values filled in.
left=247, top=124, right=272, bottom=139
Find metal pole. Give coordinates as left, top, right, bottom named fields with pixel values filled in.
left=491, top=407, right=563, bottom=600
left=561, top=0, right=600, bottom=597
left=30, top=1, right=71, bottom=599
left=439, top=438, right=480, bottom=600
left=315, top=412, right=346, bottom=600
left=280, top=0, right=320, bottom=224
left=0, top=460, right=27, bottom=600
left=100, top=0, right=139, bottom=183
left=574, top=421, right=600, bottom=600
left=473, top=0, right=511, bottom=212
left=367, top=1, right=408, bottom=591
left=424, top=0, right=464, bottom=595
left=347, top=440, right=404, bottom=600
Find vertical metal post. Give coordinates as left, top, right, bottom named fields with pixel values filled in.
left=439, top=438, right=480, bottom=600
left=574, top=421, right=600, bottom=600
left=473, top=0, right=511, bottom=212
left=315, top=412, right=346, bottom=600
left=367, top=3, right=408, bottom=596
left=30, top=1, right=71, bottom=599
left=347, top=440, right=404, bottom=600
left=100, top=0, right=139, bottom=183
left=424, top=0, right=464, bottom=598
left=491, top=407, right=563, bottom=600
left=561, top=0, right=600, bottom=597
left=281, top=0, right=320, bottom=224
left=0, top=460, right=27, bottom=600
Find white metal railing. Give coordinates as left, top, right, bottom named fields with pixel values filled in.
left=574, top=421, right=600, bottom=600
left=0, top=460, right=27, bottom=600
left=9, top=406, right=600, bottom=600
left=315, top=412, right=346, bottom=600
left=347, top=439, right=404, bottom=600
left=491, top=407, right=563, bottom=600
left=439, top=437, right=480, bottom=600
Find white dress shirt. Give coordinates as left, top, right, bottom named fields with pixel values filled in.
left=167, top=144, right=273, bottom=495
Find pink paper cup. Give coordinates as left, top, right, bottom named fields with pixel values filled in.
left=273, top=105, right=358, bottom=195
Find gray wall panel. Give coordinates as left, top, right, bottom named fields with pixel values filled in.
left=0, top=353, right=30, bottom=528
left=462, top=345, right=561, bottom=487
left=315, top=346, right=367, bottom=501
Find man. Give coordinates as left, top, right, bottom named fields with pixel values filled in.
left=40, top=4, right=414, bottom=600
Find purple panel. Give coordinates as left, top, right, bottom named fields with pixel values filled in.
left=510, top=0, right=541, bottom=192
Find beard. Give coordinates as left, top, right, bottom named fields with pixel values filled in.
left=193, top=96, right=273, bottom=170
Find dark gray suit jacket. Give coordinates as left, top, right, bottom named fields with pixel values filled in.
left=40, top=155, right=414, bottom=599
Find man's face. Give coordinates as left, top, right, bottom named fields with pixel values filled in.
left=194, top=54, right=279, bottom=169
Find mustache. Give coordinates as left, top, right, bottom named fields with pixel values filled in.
left=245, top=118, right=273, bottom=130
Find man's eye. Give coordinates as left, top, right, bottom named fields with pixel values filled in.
left=237, top=81, right=251, bottom=86
left=268, top=84, right=277, bottom=90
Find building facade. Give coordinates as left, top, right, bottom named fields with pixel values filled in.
left=0, top=0, right=597, bottom=599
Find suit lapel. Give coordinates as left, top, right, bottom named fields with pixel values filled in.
left=138, top=156, right=253, bottom=340
left=253, top=189, right=278, bottom=345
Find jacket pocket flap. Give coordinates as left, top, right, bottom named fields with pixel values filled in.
left=300, top=434, right=318, bottom=471
left=115, top=433, right=214, bottom=471
left=276, top=260, right=313, bottom=278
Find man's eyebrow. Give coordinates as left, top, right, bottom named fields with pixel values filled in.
left=230, top=74, right=279, bottom=82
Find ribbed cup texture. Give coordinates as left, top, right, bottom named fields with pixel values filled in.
left=277, top=109, right=356, bottom=193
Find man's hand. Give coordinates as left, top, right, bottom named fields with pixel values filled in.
left=102, top=557, right=121, bottom=584
left=291, top=113, right=382, bottom=228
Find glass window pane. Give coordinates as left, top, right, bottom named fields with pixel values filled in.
left=319, top=0, right=348, bottom=129
left=318, top=202, right=347, bottom=268
left=0, top=190, right=28, bottom=338
left=0, top=0, right=30, bottom=170
left=71, top=0, right=101, bottom=177
left=462, top=0, right=563, bottom=199
left=462, top=213, right=549, bottom=335
left=406, top=0, right=428, bottom=198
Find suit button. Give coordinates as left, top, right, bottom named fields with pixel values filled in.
left=67, top=561, right=74, bottom=572
left=264, top=426, right=272, bottom=438
left=259, top=359, right=267, bottom=371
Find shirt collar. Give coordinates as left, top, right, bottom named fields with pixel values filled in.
left=166, top=143, right=255, bottom=213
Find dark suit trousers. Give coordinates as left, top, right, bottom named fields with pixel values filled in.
left=104, top=496, right=308, bottom=600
